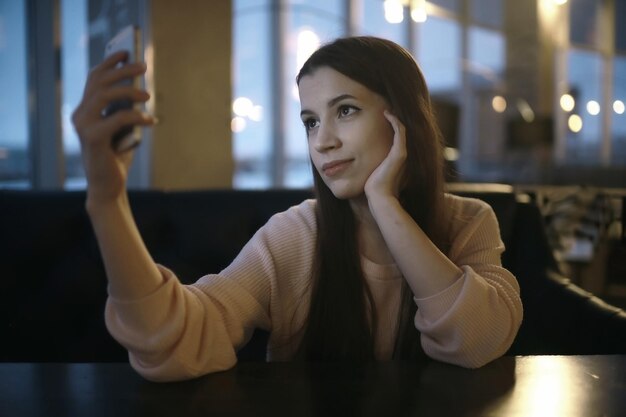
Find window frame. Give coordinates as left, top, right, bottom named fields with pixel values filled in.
left=555, top=0, right=622, bottom=167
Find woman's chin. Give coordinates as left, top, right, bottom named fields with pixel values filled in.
left=327, top=185, right=365, bottom=201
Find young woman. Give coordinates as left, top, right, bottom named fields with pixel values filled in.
left=72, top=36, right=522, bottom=382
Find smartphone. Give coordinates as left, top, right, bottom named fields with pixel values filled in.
left=102, top=25, right=143, bottom=152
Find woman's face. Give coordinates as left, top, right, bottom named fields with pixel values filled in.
left=298, top=67, right=394, bottom=200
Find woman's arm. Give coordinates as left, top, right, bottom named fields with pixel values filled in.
left=364, top=112, right=522, bottom=367
left=366, top=196, right=461, bottom=298
left=413, top=201, right=522, bottom=367
left=72, top=50, right=161, bottom=299
left=363, top=112, right=461, bottom=299
left=104, top=202, right=316, bottom=381
left=73, top=53, right=250, bottom=382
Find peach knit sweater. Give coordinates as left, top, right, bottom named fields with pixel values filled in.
left=105, top=194, right=523, bottom=381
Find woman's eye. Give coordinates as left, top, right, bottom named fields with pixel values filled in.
left=303, top=118, right=319, bottom=131
left=338, top=105, right=358, bottom=117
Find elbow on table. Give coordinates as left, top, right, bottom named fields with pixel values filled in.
left=422, top=315, right=522, bottom=369
left=129, top=351, right=238, bottom=382
left=423, top=342, right=511, bottom=369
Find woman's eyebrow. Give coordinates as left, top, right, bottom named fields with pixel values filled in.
left=327, top=93, right=356, bottom=108
left=300, top=94, right=357, bottom=117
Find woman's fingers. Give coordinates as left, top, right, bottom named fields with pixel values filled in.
left=383, top=110, right=407, bottom=162
left=101, top=50, right=130, bottom=68
left=362, top=110, right=408, bottom=198
left=84, top=57, right=146, bottom=97
left=86, top=51, right=129, bottom=82
left=85, top=109, right=155, bottom=144
left=99, top=61, right=147, bottom=87
left=86, top=85, right=150, bottom=118
left=71, top=53, right=155, bottom=201
left=75, top=55, right=152, bottom=144
left=83, top=52, right=127, bottom=95
left=74, top=56, right=150, bottom=123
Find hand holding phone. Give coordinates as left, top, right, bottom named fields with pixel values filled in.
left=102, top=25, right=143, bottom=152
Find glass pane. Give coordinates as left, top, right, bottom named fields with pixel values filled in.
left=284, top=0, right=345, bottom=188
left=234, top=0, right=268, bottom=9
left=468, top=26, right=505, bottom=88
left=569, top=0, right=600, bottom=47
left=470, top=0, right=503, bottom=28
left=415, top=16, right=461, bottom=152
left=61, top=0, right=88, bottom=189
left=233, top=0, right=272, bottom=189
left=564, top=50, right=603, bottom=165
left=612, top=57, right=626, bottom=165
left=467, top=27, right=506, bottom=177
left=290, top=0, right=343, bottom=16
left=616, top=0, right=626, bottom=52
left=415, top=15, right=461, bottom=93
left=361, top=0, right=405, bottom=45
left=429, top=0, right=460, bottom=13
left=0, top=0, right=29, bottom=188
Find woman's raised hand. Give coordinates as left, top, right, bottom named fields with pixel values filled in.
left=363, top=110, right=407, bottom=201
left=71, top=51, right=156, bottom=205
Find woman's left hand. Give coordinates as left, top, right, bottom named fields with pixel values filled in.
left=364, top=111, right=407, bottom=200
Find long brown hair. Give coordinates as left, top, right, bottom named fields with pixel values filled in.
left=296, top=36, right=448, bottom=360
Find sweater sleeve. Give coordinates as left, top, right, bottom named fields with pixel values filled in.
left=105, top=201, right=316, bottom=382
left=413, top=198, right=523, bottom=368
left=105, top=265, right=248, bottom=381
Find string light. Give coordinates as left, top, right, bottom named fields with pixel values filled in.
left=586, top=100, right=600, bottom=116
left=232, top=97, right=264, bottom=131
left=384, top=0, right=404, bottom=23
left=568, top=114, right=583, bottom=133
left=296, top=29, right=320, bottom=72
left=517, top=99, right=535, bottom=123
left=410, top=0, right=427, bottom=22
left=231, top=117, right=247, bottom=133
left=249, top=105, right=263, bottom=122
left=233, top=97, right=253, bottom=117
left=383, top=0, right=427, bottom=24
left=560, top=94, right=575, bottom=112
left=492, top=96, right=507, bottom=113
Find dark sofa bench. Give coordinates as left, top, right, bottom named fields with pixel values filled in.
left=1, top=187, right=625, bottom=363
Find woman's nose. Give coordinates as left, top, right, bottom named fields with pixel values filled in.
left=313, top=123, right=341, bottom=153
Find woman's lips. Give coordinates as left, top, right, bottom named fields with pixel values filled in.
left=322, top=159, right=353, bottom=177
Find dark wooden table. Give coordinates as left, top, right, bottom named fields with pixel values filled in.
left=1, top=355, right=624, bottom=416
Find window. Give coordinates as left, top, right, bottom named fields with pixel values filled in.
left=7, top=1, right=623, bottom=190
left=61, top=0, right=89, bottom=188
left=468, top=27, right=505, bottom=88
left=232, top=0, right=272, bottom=188
left=415, top=15, right=461, bottom=94
left=612, top=57, right=626, bottom=165
left=362, top=0, right=406, bottom=44
left=616, top=0, right=626, bottom=51
left=470, top=0, right=502, bottom=28
left=559, top=0, right=624, bottom=167
left=0, top=0, right=29, bottom=188
left=565, top=50, right=603, bottom=165
left=0, top=0, right=149, bottom=190
left=284, top=1, right=346, bottom=188
left=430, top=0, right=460, bottom=13
left=569, top=0, right=601, bottom=48
left=231, top=0, right=508, bottom=188
left=232, top=0, right=346, bottom=189
left=414, top=15, right=462, bottom=159
left=612, top=0, right=626, bottom=165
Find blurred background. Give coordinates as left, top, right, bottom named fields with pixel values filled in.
left=0, top=0, right=625, bottom=305
left=1, top=0, right=625, bottom=190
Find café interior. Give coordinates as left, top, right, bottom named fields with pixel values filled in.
left=0, top=0, right=625, bottom=415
